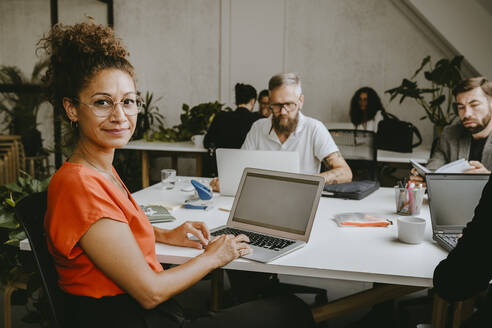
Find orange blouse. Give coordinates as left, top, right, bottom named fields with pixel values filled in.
left=44, top=162, right=163, bottom=298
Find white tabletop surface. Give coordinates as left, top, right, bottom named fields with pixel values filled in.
left=122, top=140, right=207, bottom=153
left=324, top=123, right=430, bottom=164
left=132, top=182, right=448, bottom=288
left=325, top=122, right=356, bottom=130
left=123, top=138, right=429, bottom=164
left=20, top=181, right=447, bottom=287
left=378, top=145, right=431, bottom=164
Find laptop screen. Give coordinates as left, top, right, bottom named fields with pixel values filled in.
left=427, top=174, right=488, bottom=228
left=232, top=172, right=320, bottom=235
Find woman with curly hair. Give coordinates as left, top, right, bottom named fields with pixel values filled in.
left=349, top=87, right=385, bottom=131
left=39, top=22, right=314, bottom=328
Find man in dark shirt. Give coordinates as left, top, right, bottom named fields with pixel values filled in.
left=433, top=173, right=492, bottom=327
left=411, top=77, right=492, bottom=182
left=204, top=83, right=263, bottom=149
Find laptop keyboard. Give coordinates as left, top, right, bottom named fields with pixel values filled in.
left=212, top=227, right=295, bottom=251
left=435, top=233, right=460, bottom=251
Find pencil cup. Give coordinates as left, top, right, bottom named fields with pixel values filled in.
left=394, top=186, right=426, bottom=215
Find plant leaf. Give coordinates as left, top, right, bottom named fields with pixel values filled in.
left=412, top=55, right=431, bottom=79
left=0, top=212, right=18, bottom=229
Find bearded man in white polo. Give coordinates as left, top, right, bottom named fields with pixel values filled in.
left=242, top=72, right=352, bottom=184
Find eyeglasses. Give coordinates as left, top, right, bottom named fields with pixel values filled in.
left=270, top=98, right=300, bottom=113
left=70, top=94, right=144, bottom=117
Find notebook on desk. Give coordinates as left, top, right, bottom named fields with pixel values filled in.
left=209, top=168, right=324, bottom=263
left=216, top=148, right=299, bottom=196
left=426, top=173, right=489, bottom=252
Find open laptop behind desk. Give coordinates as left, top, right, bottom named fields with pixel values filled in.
left=210, top=168, right=324, bottom=263
left=426, top=173, right=489, bottom=251
left=216, top=148, right=299, bottom=196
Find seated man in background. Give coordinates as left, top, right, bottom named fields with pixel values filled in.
left=204, top=83, right=261, bottom=149
left=242, top=72, right=352, bottom=182
left=257, top=89, right=271, bottom=118
left=210, top=73, right=352, bottom=191
left=411, top=77, right=492, bottom=182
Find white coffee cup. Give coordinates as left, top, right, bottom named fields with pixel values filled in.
left=191, top=134, right=204, bottom=147
left=397, top=216, right=426, bottom=244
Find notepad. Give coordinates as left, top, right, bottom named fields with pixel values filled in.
left=410, top=158, right=472, bottom=176
left=140, top=205, right=176, bottom=223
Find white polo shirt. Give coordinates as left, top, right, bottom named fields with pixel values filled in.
left=241, top=112, right=338, bottom=174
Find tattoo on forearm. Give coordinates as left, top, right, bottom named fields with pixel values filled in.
left=325, top=169, right=345, bottom=184
left=324, top=151, right=342, bottom=170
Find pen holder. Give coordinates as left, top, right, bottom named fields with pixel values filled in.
left=394, top=186, right=425, bottom=215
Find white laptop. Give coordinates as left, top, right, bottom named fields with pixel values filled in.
left=426, top=173, right=489, bottom=251
left=210, top=168, right=325, bottom=263
left=216, top=148, right=299, bottom=196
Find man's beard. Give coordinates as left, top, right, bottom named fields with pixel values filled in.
left=272, top=111, right=299, bottom=134
left=463, top=111, right=492, bottom=134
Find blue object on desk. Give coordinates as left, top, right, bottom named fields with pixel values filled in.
left=191, top=179, right=213, bottom=200
left=183, top=203, right=208, bottom=210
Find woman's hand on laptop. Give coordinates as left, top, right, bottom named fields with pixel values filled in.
left=210, top=178, right=220, bottom=193
left=203, top=234, right=251, bottom=268
left=155, top=221, right=210, bottom=249
left=464, top=161, right=491, bottom=174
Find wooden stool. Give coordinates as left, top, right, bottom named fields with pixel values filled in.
left=3, top=278, right=28, bottom=328
left=25, top=154, right=50, bottom=179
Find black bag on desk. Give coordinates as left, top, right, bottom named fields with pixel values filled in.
left=376, top=111, right=422, bottom=153
left=322, top=180, right=379, bottom=200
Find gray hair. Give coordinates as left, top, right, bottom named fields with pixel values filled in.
left=268, top=73, right=302, bottom=97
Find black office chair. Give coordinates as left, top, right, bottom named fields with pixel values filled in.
left=15, top=191, right=66, bottom=328
left=328, top=129, right=379, bottom=181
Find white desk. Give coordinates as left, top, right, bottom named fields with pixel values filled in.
left=325, top=122, right=431, bottom=164
left=20, top=183, right=446, bottom=284
left=378, top=145, right=431, bottom=164
left=132, top=183, right=446, bottom=288
left=18, top=182, right=448, bottom=322
left=122, top=140, right=207, bottom=188
left=132, top=183, right=447, bottom=320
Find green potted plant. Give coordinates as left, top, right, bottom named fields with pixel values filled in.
left=0, top=60, right=49, bottom=156
left=133, top=91, right=165, bottom=140
left=149, top=101, right=231, bottom=142
left=385, top=55, right=463, bottom=135
left=0, top=172, right=51, bottom=324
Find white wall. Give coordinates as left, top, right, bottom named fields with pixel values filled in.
left=220, top=0, right=286, bottom=104
left=409, top=0, right=492, bottom=79
left=221, top=0, right=446, bottom=146
left=3, top=0, right=484, bottom=161
left=115, top=0, right=221, bottom=126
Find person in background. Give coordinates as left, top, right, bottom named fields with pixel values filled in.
left=41, top=22, right=315, bottom=328
left=242, top=73, right=352, bottom=182
left=433, top=173, right=492, bottom=327
left=210, top=73, right=352, bottom=192
left=349, top=86, right=385, bottom=131
left=410, top=77, right=492, bottom=184
left=257, top=89, right=271, bottom=118
left=204, top=83, right=262, bottom=149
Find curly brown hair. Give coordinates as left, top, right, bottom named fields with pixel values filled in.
left=37, top=22, right=135, bottom=118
